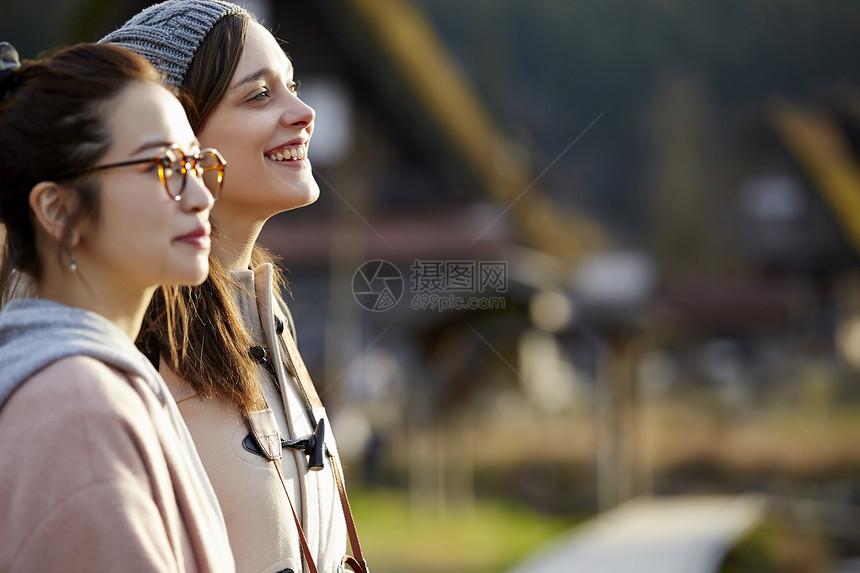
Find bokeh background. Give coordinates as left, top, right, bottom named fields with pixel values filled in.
left=5, top=1, right=860, bottom=571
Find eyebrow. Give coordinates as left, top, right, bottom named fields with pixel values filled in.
left=131, top=138, right=201, bottom=156
left=230, top=65, right=294, bottom=92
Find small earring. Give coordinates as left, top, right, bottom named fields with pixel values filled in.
left=69, top=248, right=77, bottom=272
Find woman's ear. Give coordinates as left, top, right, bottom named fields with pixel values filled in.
left=28, top=182, right=79, bottom=245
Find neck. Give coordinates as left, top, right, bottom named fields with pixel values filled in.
left=37, top=265, right=154, bottom=342
left=211, top=215, right=265, bottom=272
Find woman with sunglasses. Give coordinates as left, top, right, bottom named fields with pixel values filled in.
left=0, top=41, right=234, bottom=571
left=103, top=2, right=367, bottom=572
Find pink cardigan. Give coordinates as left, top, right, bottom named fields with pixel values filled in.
left=0, top=355, right=235, bottom=571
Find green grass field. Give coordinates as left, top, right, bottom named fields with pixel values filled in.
left=348, top=487, right=579, bottom=573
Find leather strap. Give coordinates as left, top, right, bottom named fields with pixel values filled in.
left=277, top=321, right=369, bottom=573
left=331, top=456, right=369, bottom=573
left=278, top=321, right=323, bottom=411
left=273, top=457, right=319, bottom=573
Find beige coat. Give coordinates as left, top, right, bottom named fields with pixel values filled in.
left=0, top=356, right=236, bottom=572
left=162, top=264, right=347, bottom=573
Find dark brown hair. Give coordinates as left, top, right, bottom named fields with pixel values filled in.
left=0, top=43, right=161, bottom=304
left=138, top=14, right=287, bottom=415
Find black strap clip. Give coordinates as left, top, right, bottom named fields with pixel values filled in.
left=243, top=418, right=326, bottom=471
left=282, top=418, right=326, bottom=471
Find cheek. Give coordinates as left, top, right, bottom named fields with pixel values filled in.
left=202, top=112, right=273, bottom=153
left=98, top=200, right=170, bottom=248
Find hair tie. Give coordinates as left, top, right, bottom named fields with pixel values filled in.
left=0, top=42, right=22, bottom=102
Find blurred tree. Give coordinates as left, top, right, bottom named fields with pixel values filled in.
left=417, top=0, right=860, bottom=239
left=642, top=73, right=722, bottom=277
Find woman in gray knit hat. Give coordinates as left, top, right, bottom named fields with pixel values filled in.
left=102, top=2, right=366, bottom=573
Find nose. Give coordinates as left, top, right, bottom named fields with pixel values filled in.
left=180, top=171, right=215, bottom=213
left=281, top=92, right=315, bottom=130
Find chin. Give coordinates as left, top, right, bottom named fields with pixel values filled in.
left=193, top=258, right=211, bottom=284
left=175, top=258, right=210, bottom=286
left=278, top=184, right=320, bottom=212
left=304, top=185, right=321, bottom=206
left=190, top=267, right=210, bottom=285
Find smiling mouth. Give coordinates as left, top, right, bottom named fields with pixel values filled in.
left=266, top=146, right=306, bottom=162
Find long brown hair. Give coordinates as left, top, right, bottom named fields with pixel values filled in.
left=0, top=43, right=161, bottom=302
left=137, top=14, right=288, bottom=415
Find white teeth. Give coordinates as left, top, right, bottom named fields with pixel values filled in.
left=266, top=146, right=306, bottom=161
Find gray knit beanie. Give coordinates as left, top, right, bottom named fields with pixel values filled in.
left=99, top=0, right=248, bottom=88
